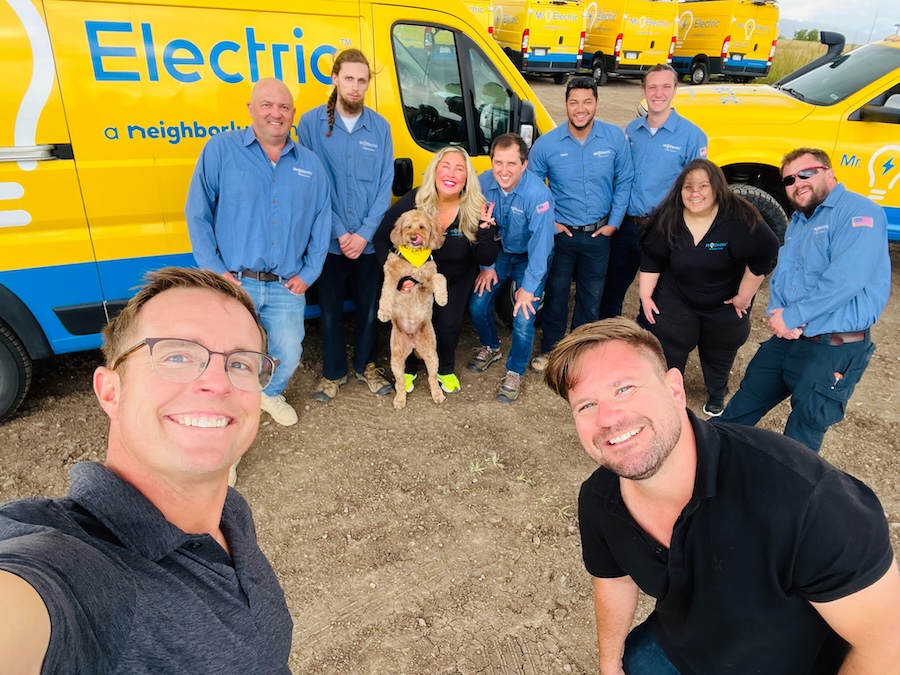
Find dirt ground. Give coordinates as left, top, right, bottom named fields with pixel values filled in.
left=2, top=79, right=898, bottom=674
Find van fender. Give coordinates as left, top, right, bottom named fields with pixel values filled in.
left=0, top=284, right=53, bottom=361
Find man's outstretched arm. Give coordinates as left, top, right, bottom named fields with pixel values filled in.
left=592, top=574, right=639, bottom=675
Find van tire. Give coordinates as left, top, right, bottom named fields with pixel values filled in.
left=494, top=279, right=516, bottom=329
left=690, top=59, right=710, bottom=85
left=730, top=184, right=788, bottom=243
left=0, top=322, right=32, bottom=423
left=592, top=59, right=608, bottom=86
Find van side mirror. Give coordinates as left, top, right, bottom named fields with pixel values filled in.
left=393, top=158, right=413, bottom=195
left=518, top=100, right=536, bottom=147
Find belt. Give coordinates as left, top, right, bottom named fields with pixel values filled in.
left=800, top=330, right=868, bottom=346
left=568, top=215, right=609, bottom=233
left=232, top=270, right=285, bottom=282
left=631, top=215, right=652, bottom=227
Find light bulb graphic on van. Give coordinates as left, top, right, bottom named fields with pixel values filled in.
left=744, top=19, right=756, bottom=40
left=867, top=145, right=900, bottom=202
left=2, top=0, right=55, bottom=228
left=585, top=2, right=598, bottom=32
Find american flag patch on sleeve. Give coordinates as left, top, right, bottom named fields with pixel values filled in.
left=536, top=201, right=550, bottom=214
left=852, top=216, right=873, bottom=228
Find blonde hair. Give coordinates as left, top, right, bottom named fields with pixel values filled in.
left=326, top=48, right=372, bottom=137
left=415, top=146, right=484, bottom=243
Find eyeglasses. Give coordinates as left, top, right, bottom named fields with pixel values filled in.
left=781, top=166, right=829, bottom=187
left=566, top=76, right=597, bottom=95
left=110, top=338, right=278, bottom=392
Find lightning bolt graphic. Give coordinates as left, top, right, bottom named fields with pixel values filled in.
left=882, top=157, right=896, bottom=176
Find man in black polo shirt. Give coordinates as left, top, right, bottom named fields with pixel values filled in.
left=543, top=318, right=900, bottom=674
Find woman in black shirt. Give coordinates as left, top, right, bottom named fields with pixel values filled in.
left=375, top=146, right=498, bottom=394
left=638, top=158, right=779, bottom=416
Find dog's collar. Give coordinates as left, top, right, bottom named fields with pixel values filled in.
left=393, top=245, right=432, bottom=268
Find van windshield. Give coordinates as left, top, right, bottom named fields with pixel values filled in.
left=778, top=43, right=900, bottom=106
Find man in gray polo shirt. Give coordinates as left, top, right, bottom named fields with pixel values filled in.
left=0, top=267, right=292, bottom=674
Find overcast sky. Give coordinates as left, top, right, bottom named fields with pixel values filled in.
left=781, top=0, right=899, bottom=45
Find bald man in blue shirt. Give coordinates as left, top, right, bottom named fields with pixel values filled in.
left=187, top=78, right=332, bottom=427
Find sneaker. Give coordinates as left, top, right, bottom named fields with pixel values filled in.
left=404, top=373, right=417, bottom=393
left=530, top=354, right=550, bottom=372
left=437, top=372, right=460, bottom=393
left=496, top=371, right=522, bottom=403
left=356, top=363, right=393, bottom=396
left=260, top=393, right=299, bottom=426
left=312, top=375, right=348, bottom=402
left=467, top=346, right=502, bottom=373
left=703, top=398, right=725, bottom=418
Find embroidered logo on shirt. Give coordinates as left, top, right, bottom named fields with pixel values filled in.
left=292, top=167, right=313, bottom=178
left=705, top=242, right=727, bottom=251
left=662, top=143, right=682, bottom=152
left=359, top=140, right=378, bottom=151
left=593, top=149, right=612, bottom=158
left=510, top=205, right=525, bottom=216
left=852, top=216, right=873, bottom=228
left=813, top=224, right=829, bottom=234
left=536, top=201, right=550, bottom=214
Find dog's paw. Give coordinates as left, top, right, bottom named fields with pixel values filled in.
left=393, top=393, right=407, bottom=410
left=377, top=309, right=390, bottom=323
left=432, top=390, right=446, bottom=405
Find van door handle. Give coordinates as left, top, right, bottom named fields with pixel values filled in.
left=0, top=144, right=74, bottom=162
left=393, top=158, right=413, bottom=196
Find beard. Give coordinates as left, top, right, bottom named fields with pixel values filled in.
left=592, top=412, right=682, bottom=481
left=789, top=182, right=829, bottom=217
left=339, top=93, right=364, bottom=116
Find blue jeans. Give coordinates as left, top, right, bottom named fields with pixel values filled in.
left=240, top=277, right=306, bottom=397
left=317, top=252, right=381, bottom=380
left=600, top=215, right=641, bottom=319
left=623, top=618, right=681, bottom=674
left=469, top=251, right=546, bottom=376
left=540, top=229, right=611, bottom=354
left=721, top=334, right=875, bottom=452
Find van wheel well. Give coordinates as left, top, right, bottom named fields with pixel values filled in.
left=0, top=321, right=32, bottom=423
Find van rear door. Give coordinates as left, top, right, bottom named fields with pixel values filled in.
left=1, top=0, right=104, bottom=355
left=616, top=0, right=677, bottom=73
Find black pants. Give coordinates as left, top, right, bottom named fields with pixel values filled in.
left=406, top=263, right=477, bottom=376
left=599, top=215, right=641, bottom=319
left=637, top=285, right=751, bottom=400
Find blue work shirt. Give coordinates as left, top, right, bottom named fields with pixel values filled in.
left=478, top=169, right=555, bottom=295
left=625, top=109, right=708, bottom=217
left=528, top=119, right=634, bottom=229
left=299, top=105, right=394, bottom=256
left=770, top=183, right=891, bottom=335
left=186, top=126, right=332, bottom=286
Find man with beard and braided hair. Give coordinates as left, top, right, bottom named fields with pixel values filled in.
left=300, top=48, right=395, bottom=403
left=544, top=318, right=900, bottom=675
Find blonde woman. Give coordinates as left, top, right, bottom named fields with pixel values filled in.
left=375, top=146, right=498, bottom=393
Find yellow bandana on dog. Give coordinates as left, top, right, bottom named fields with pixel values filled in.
left=397, top=245, right=432, bottom=268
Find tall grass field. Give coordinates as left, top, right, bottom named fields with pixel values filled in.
left=758, top=39, right=828, bottom=83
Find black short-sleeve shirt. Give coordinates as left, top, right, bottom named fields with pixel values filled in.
left=578, top=412, right=893, bottom=675
left=640, top=211, right=779, bottom=310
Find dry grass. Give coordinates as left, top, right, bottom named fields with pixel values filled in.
left=758, top=39, right=827, bottom=83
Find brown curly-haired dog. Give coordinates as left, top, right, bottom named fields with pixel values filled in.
left=377, top=210, right=448, bottom=409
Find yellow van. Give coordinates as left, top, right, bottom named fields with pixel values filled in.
left=493, top=0, right=587, bottom=84
left=466, top=0, right=495, bottom=36
left=0, top=0, right=555, bottom=422
left=582, top=0, right=677, bottom=85
left=649, top=32, right=900, bottom=243
left=673, top=0, right=779, bottom=84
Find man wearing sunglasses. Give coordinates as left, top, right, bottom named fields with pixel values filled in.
left=721, top=148, right=890, bottom=452
left=0, top=267, right=293, bottom=674
left=527, top=76, right=634, bottom=372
